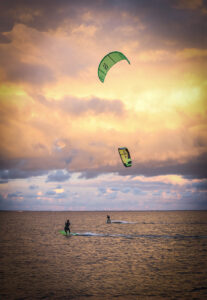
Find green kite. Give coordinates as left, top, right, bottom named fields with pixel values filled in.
left=98, top=51, right=130, bottom=83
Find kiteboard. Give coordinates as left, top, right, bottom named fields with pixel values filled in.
left=59, top=230, right=78, bottom=236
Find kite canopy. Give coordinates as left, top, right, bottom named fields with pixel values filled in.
left=98, top=51, right=130, bottom=83
left=118, top=147, right=132, bottom=167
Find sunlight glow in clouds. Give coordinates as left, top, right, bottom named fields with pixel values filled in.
left=0, top=0, right=206, bottom=210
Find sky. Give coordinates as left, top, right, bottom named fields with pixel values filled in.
left=0, top=0, right=207, bottom=211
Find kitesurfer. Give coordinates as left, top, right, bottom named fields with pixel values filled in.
left=106, top=215, right=111, bottom=224
left=64, top=219, right=70, bottom=235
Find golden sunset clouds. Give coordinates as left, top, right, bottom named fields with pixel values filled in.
left=0, top=0, right=206, bottom=210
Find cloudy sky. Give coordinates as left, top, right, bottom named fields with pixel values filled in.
left=0, top=0, right=207, bottom=211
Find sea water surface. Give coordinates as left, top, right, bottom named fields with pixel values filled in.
left=0, top=211, right=207, bottom=299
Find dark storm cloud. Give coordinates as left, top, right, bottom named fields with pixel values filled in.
left=0, top=158, right=19, bottom=170
left=191, top=180, right=207, bottom=191
left=0, top=168, right=47, bottom=180
left=46, top=170, right=71, bottom=182
left=79, top=152, right=207, bottom=180
left=109, top=0, right=207, bottom=49
left=0, top=0, right=73, bottom=35
left=0, top=0, right=104, bottom=38
left=1, top=149, right=206, bottom=182
left=118, top=152, right=207, bottom=179
left=0, top=0, right=206, bottom=49
left=0, top=156, right=67, bottom=180
left=78, top=170, right=105, bottom=179
left=0, top=179, right=8, bottom=184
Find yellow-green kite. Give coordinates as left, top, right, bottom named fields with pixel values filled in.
left=118, top=147, right=132, bottom=167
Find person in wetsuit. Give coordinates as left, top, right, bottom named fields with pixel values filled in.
left=64, top=219, right=70, bottom=235
left=106, top=215, right=111, bottom=224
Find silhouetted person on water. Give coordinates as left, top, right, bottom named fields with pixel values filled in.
left=64, top=219, right=70, bottom=235
left=106, top=215, right=111, bottom=224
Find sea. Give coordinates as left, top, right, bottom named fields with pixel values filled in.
left=0, top=210, right=207, bottom=300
